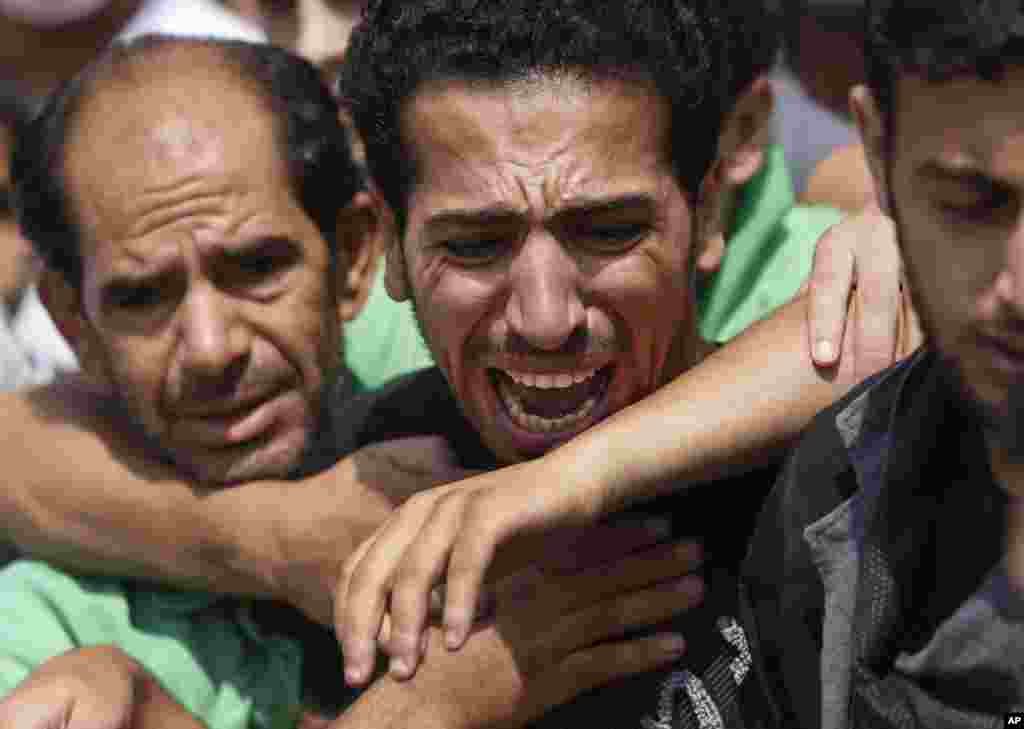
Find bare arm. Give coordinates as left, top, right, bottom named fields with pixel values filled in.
left=338, top=288, right=924, bottom=684
left=0, top=376, right=471, bottom=626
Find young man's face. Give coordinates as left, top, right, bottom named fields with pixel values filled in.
left=389, top=76, right=718, bottom=464
left=58, top=66, right=360, bottom=485
left=862, top=69, right=1024, bottom=421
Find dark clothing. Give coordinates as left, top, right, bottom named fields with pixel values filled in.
left=323, top=366, right=777, bottom=729
left=741, top=348, right=1024, bottom=729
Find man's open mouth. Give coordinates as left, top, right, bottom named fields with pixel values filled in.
left=490, top=365, right=614, bottom=433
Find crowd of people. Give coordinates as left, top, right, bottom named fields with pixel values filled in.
left=0, top=0, right=1019, bottom=728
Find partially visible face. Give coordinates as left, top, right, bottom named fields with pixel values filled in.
left=874, top=70, right=1024, bottom=422
left=393, top=76, right=714, bottom=464
left=62, top=65, right=345, bottom=485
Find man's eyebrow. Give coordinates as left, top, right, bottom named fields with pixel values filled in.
left=99, top=268, right=176, bottom=296
left=551, top=193, right=656, bottom=220
left=219, top=235, right=301, bottom=257
left=918, top=160, right=1003, bottom=189
left=423, top=195, right=656, bottom=231
left=424, top=205, right=525, bottom=231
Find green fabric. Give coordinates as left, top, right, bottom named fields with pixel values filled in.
left=343, top=268, right=433, bottom=390
left=0, top=560, right=305, bottom=729
left=698, top=143, right=843, bottom=343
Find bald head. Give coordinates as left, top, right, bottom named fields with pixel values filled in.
left=11, top=36, right=378, bottom=484
left=13, top=34, right=362, bottom=287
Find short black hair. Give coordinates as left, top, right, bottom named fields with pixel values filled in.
left=12, top=34, right=363, bottom=287
left=718, top=0, right=782, bottom=101
left=865, top=0, right=1024, bottom=126
left=339, top=0, right=735, bottom=229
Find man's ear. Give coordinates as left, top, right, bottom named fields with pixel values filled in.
left=850, top=84, right=891, bottom=214
left=716, top=76, right=774, bottom=188
left=693, top=76, right=773, bottom=269
left=38, top=267, right=108, bottom=383
left=334, top=189, right=386, bottom=322
left=382, top=209, right=411, bottom=303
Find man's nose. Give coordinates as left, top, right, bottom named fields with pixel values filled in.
left=505, top=232, right=586, bottom=352
left=996, top=225, right=1024, bottom=319
left=179, top=284, right=249, bottom=377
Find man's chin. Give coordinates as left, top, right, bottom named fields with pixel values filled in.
left=170, top=437, right=307, bottom=487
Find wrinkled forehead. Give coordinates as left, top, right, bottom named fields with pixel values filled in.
left=400, top=75, right=676, bottom=211
left=62, top=65, right=285, bottom=233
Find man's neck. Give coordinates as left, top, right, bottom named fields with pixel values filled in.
left=0, top=0, right=143, bottom=95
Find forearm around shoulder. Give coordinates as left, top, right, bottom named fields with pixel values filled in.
left=0, top=381, right=285, bottom=598
left=544, top=292, right=900, bottom=513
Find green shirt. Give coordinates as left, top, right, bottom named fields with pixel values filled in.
left=0, top=560, right=304, bottom=729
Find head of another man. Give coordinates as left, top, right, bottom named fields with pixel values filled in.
left=12, top=35, right=379, bottom=485
left=341, top=0, right=766, bottom=465
left=856, top=0, right=1024, bottom=455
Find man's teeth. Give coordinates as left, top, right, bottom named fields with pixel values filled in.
left=502, top=388, right=598, bottom=433
left=501, top=368, right=598, bottom=389
left=496, top=370, right=603, bottom=434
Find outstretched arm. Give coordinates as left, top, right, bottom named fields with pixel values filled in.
left=0, top=376, right=472, bottom=627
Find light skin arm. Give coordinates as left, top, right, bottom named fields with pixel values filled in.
left=0, top=376, right=473, bottom=627
left=339, top=280, right=924, bottom=685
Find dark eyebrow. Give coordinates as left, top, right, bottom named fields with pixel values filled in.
left=424, top=205, right=526, bottom=233
left=918, top=161, right=1005, bottom=192
left=220, top=235, right=301, bottom=258
left=550, top=193, right=656, bottom=223
left=423, top=195, right=657, bottom=233
left=99, top=268, right=178, bottom=303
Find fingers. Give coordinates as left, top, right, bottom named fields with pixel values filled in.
left=808, top=222, right=855, bottom=367
left=555, top=574, right=704, bottom=657
left=556, top=633, right=688, bottom=695
left=850, top=214, right=901, bottom=380
left=339, top=507, right=424, bottom=687
left=386, top=495, right=467, bottom=680
left=440, top=496, right=508, bottom=652
left=543, top=516, right=674, bottom=574
left=516, top=539, right=703, bottom=616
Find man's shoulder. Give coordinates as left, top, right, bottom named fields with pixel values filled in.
left=787, top=348, right=931, bottom=488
